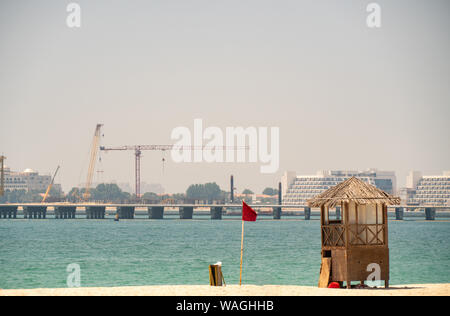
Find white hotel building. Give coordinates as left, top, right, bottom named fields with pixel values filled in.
left=282, top=169, right=397, bottom=205
left=404, top=171, right=450, bottom=206
left=2, top=167, right=61, bottom=193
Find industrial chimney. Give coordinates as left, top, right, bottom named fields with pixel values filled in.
left=230, top=175, right=234, bottom=203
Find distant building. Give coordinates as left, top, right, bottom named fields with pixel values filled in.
left=406, top=171, right=422, bottom=190
left=233, top=193, right=276, bottom=205
left=282, top=169, right=397, bottom=205
left=3, top=167, right=61, bottom=193
left=407, top=171, right=450, bottom=206
left=398, top=187, right=416, bottom=205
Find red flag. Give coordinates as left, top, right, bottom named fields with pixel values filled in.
left=242, top=201, right=257, bottom=222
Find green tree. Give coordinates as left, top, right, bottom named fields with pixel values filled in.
left=91, top=183, right=130, bottom=202
left=66, top=187, right=84, bottom=202
left=262, top=187, right=279, bottom=196
left=66, top=184, right=131, bottom=203
left=186, top=182, right=222, bottom=201
left=242, top=189, right=254, bottom=195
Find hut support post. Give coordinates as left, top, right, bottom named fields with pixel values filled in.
left=345, top=202, right=351, bottom=289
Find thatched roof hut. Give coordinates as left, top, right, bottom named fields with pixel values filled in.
left=311, top=177, right=400, bottom=289
left=307, top=177, right=400, bottom=208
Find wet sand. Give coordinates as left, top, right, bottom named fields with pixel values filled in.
left=1, top=284, right=449, bottom=296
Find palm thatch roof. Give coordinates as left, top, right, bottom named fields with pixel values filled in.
left=307, top=177, right=400, bottom=208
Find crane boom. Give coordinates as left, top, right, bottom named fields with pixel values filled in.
left=100, top=144, right=248, bottom=198
left=100, top=145, right=247, bottom=151
left=84, top=124, right=103, bottom=201
left=42, top=165, right=60, bottom=203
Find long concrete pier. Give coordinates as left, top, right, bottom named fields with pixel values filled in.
left=0, top=204, right=447, bottom=221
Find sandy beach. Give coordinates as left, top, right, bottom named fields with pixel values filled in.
left=1, top=284, right=449, bottom=296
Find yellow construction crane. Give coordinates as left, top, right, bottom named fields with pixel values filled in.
left=0, top=156, right=5, bottom=197
left=42, top=165, right=60, bottom=203
left=83, top=124, right=103, bottom=201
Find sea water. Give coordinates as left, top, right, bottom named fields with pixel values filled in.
left=0, top=216, right=449, bottom=289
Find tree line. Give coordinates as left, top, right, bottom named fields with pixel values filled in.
left=1, top=183, right=279, bottom=203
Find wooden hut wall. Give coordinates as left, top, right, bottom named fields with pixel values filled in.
left=347, top=201, right=357, bottom=224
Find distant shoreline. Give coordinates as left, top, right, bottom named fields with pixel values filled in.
left=1, top=284, right=449, bottom=296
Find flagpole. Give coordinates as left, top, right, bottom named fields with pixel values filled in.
left=239, top=219, right=245, bottom=286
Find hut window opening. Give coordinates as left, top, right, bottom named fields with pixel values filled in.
left=347, top=203, right=385, bottom=246
left=329, top=206, right=342, bottom=225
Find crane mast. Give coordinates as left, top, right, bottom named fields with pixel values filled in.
left=135, top=148, right=141, bottom=198
left=0, top=156, right=5, bottom=197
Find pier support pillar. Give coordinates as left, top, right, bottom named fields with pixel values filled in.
left=179, top=207, right=194, bottom=219
left=148, top=206, right=164, bottom=219
left=55, top=206, right=76, bottom=219
left=425, top=208, right=436, bottom=221
left=211, top=207, right=223, bottom=220
left=23, top=206, right=47, bottom=220
left=336, top=206, right=341, bottom=220
left=86, top=208, right=91, bottom=219
left=86, top=206, right=106, bottom=219
left=273, top=207, right=281, bottom=220
left=117, top=207, right=135, bottom=219
left=395, top=207, right=404, bottom=220
left=0, top=208, right=4, bottom=218
left=304, top=207, right=311, bottom=220
left=0, top=206, right=16, bottom=219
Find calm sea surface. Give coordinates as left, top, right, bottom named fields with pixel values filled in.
left=0, top=216, right=449, bottom=289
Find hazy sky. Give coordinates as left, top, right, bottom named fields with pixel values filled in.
left=0, top=0, right=449, bottom=194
